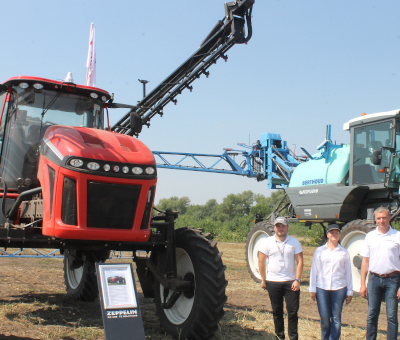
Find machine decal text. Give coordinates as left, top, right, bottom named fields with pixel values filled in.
left=302, top=178, right=323, bottom=185
left=299, top=189, right=319, bottom=195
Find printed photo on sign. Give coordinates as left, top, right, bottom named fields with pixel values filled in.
left=98, top=264, right=137, bottom=309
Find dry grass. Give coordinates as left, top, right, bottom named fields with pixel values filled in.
left=0, top=243, right=391, bottom=339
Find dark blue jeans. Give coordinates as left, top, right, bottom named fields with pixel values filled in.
left=316, top=287, right=347, bottom=340
left=366, top=273, right=400, bottom=340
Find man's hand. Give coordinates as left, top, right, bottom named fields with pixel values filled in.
left=360, top=284, right=368, bottom=299
left=397, top=287, right=400, bottom=300
left=360, top=257, right=369, bottom=299
left=258, top=252, right=268, bottom=291
left=310, top=292, right=316, bottom=301
left=261, top=280, right=267, bottom=290
left=346, top=296, right=352, bottom=304
left=291, top=280, right=300, bottom=291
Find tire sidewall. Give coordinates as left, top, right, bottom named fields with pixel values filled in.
left=340, top=220, right=376, bottom=293
left=64, top=249, right=99, bottom=302
left=245, top=222, right=274, bottom=283
left=154, top=228, right=226, bottom=339
left=340, top=220, right=376, bottom=244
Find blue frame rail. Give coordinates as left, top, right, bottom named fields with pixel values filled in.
left=0, top=248, right=148, bottom=259
left=0, top=248, right=63, bottom=258
left=152, top=150, right=255, bottom=176
left=153, top=132, right=305, bottom=189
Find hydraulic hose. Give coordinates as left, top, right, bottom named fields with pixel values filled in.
left=1, top=178, right=7, bottom=220
left=7, top=187, right=42, bottom=221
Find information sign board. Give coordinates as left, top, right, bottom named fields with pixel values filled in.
left=96, top=263, right=146, bottom=340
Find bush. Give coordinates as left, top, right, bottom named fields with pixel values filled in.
left=173, top=214, right=253, bottom=243
left=290, top=223, right=325, bottom=247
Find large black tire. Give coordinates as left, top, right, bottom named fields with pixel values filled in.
left=245, top=222, right=274, bottom=283
left=154, top=227, right=227, bottom=340
left=63, top=249, right=109, bottom=302
left=340, top=220, right=375, bottom=293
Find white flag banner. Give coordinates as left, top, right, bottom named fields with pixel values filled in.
left=86, top=22, right=96, bottom=87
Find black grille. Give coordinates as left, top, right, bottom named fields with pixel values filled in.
left=87, top=181, right=141, bottom=229
left=61, top=177, right=77, bottom=225
left=140, top=186, right=155, bottom=229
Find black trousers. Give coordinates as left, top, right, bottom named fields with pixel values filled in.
left=266, top=280, right=300, bottom=340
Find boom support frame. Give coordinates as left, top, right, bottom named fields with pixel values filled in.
left=111, top=0, right=254, bottom=135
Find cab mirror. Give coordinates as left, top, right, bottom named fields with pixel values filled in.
left=372, top=149, right=382, bottom=165
left=130, top=111, right=143, bottom=135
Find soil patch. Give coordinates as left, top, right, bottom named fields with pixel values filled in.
left=0, top=243, right=391, bottom=339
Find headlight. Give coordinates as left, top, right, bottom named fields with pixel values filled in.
left=67, top=157, right=156, bottom=177
left=87, top=162, right=100, bottom=170
left=70, top=159, right=83, bottom=167
left=33, top=83, right=43, bottom=90
left=145, top=167, right=155, bottom=175
left=132, top=167, right=143, bottom=175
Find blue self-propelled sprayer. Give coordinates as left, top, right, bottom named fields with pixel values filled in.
left=153, top=109, right=400, bottom=292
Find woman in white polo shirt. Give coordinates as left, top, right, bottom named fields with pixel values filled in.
left=309, top=224, right=353, bottom=340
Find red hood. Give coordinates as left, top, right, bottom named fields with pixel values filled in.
left=43, top=126, right=155, bottom=164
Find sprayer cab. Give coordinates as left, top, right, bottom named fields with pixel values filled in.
left=0, top=75, right=157, bottom=242
left=0, top=76, right=109, bottom=189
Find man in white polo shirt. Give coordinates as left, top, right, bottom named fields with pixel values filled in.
left=258, top=216, right=303, bottom=340
left=360, top=207, right=400, bottom=340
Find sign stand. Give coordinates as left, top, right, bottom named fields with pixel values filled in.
left=96, top=263, right=146, bottom=340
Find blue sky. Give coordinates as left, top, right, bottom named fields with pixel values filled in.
left=1, top=1, right=399, bottom=205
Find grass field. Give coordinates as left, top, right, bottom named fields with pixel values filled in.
left=0, top=242, right=391, bottom=339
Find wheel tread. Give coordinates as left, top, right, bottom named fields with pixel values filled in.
left=204, top=289, right=218, bottom=305
left=154, top=227, right=227, bottom=340
left=210, top=240, right=218, bottom=247
left=204, top=272, right=219, bottom=287
left=214, top=296, right=228, bottom=313
left=217, top=281, right=229, bottom=296
left=201, top=257, right=218, bottom=271
left=189, top=329, right=202, bottom=340
left=217, top=266, right=226, bottom=279
left=63, top=250, right=101, bottom=302
left=195, top=243, right=214, bottom=255
left=214, top=252, right=223, bottom=262
left=201, top=305, right=215, bottom=321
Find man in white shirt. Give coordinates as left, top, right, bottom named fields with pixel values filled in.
left=360, top=207, right=400, bottom=340
left=258, top=216, right=303, bottom=340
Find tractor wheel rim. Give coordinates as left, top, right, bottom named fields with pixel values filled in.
left=248, top=230, right=270, bottom=280
left=67, top=259, right=84, bottom=289
left=341, top=230, right=367, bottom=292
left=162, top=248, right=195, bottom=325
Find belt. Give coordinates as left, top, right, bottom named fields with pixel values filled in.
left=370, top=271, right=400, bottom=278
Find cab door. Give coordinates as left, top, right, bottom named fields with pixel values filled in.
left=350, top=120, right=394, bottom=186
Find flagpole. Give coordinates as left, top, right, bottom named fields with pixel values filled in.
left=86, top=22, right=96, bottom=87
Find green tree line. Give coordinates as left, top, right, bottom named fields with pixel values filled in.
left=154, top=190, right=291, bottom=242
left=155, top=191, right=398, bottom=245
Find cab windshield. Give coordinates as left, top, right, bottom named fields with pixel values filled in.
left=0, top=86, right=105, bottom=189
left=13, top=86, right=104, bottom=131
left=352, top=120, right=394, bottom=185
